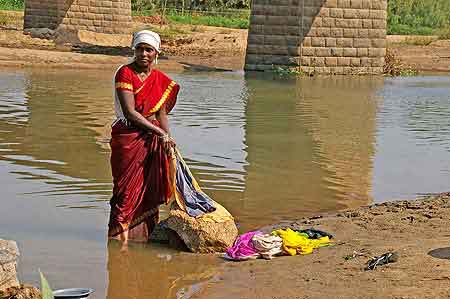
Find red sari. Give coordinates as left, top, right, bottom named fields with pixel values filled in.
left=108, top=64, right=180, bottom=242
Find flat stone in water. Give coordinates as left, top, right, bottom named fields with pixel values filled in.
left=428, top=247, right=450, bottom=260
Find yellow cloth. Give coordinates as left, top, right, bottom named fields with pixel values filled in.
left=273, top=228, right=331, bottom=256
left=198, top=200, right=234, bottom=223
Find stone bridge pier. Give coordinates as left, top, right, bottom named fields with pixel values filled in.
left=23, top=0, right=132, bottom=35
left=246, top=0, right=387, bottom=74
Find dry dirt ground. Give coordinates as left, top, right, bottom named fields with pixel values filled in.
left=195, top=193, right=450, bottom=299
left=1, top=11, right=450, bottom=72
left=0, top=11, right=246, bottom=71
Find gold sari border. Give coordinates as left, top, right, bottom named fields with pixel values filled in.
left=115, top=82, right=133, bottom=91
left=108, top=207, right=159, bottom=237
left=148, top=80, right=176, bottom=114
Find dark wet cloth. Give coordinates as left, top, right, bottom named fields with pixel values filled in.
left=173, top=151, right=216, bottom=217
left=297, top=228, right=334, bottom=240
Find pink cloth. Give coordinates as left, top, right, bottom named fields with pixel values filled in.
left=225, top=231, right=262, bottom=261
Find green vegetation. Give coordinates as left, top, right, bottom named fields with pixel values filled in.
left=388, top=0, right=450, bottom=35
left=271, top=66, right=306, bottom=77
left=166, top=13, right=248, bottom=29
left=0, top=0, right=22, bottom=10
left=1, top=0, right=450, bottom=36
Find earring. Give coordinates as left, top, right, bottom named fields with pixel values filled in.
left=154, top=55, right=159, bottom=65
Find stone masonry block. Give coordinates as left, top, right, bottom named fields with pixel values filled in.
left=370, top=10, right=387, bottom=20
left=362, top=19, right=372, bottom=29
left=350, top=0, right=363, bottom=9
left=371, top=38, right=386, bottom=48
left=343, top=48, right=357, bottom=57
left=248, top=34, right=264, bottom=44
left=369, top=48, right=386, bottom=57
left=331, top=28, right=344, bottom=38
left=312, top=37, right=326, bottom=47
left=326, top=37, right=337, bottom=47
left=313, top=17, right=323, bottom=27
left=348, top=19, right=362, bottom=28
left=360, top=57, right=371, bottom=66
left=353, top=38, right=371, bottom=48
left=371, top=57, right=384, bottom=67
left=343, top=29, right=357, bottom=38
left=357, top=9, right=370, bottom=19
left=338, top=0, right=351, bottom=8
left=351, top=58, right=361, bottom=66
left=311, top=57, right=326, bottom=67
left=302, top=47, right=315, bottom=56
left=303, top=37, right=312, bottom=47
left=371, top=0, right=387, bottom=10
left=336, top=38, right=353, bottom=47
left=301, top=56, right=311, bottom=66
left=316, top=28, right=331, bottom=37
left=361, top=0, right=371, bottom=8
left=316, top=47, right=332, bottom=57
left=358, top=29, right=369, bottom=38
left=78, top=5, right=88, bottom=12
left=325, top=57, right=338, bottom=66
left=357, top=48, right=368, bottom=57
left=319, top=8, right=330, bottom=17
left=330, top=8, right=344, bottom=18
left=338, top=57, right=351, bottom=66
left=101, top=1, right=113, bottom=7
left=325, top=0, right=338, bottom=8
left=343, top=9, right=358, bottom=19
left=331, top=47, right=343, bottom=56
left=322, top=17, right=335, bottom=27
left=369, top=29, right=386, bottom=38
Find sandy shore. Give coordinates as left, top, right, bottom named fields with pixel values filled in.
left=196, top=193, right=450, bottom=299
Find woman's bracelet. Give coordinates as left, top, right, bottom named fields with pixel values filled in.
left=159, top=133, right=170, bottom=142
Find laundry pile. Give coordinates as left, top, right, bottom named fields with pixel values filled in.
left=224, top=228, right=333, bottom=261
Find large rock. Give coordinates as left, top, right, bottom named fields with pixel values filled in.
left=0, top=239, right=20, bottom=292
left=166, top=208, right=238, bottom=253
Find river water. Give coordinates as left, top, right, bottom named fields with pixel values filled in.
left=0, top=69, right=449, bottom=298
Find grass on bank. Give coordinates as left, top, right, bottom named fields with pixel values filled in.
left=0, top=0, right=22, bottom=10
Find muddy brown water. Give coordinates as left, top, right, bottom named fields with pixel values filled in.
left=0, top=69, right=450, bottom=298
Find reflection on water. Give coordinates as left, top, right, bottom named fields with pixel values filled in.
left=106, top=241, right=221, bottom=299
left=0, top=69, right=450, bottom=298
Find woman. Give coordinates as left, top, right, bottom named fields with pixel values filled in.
left=108, top=30, right=179, bottom=246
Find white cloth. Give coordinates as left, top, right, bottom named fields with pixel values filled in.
left=251, top=234, right=283, bottom=260
left=132, top=30, right=161, bottom=53
left=112, top=65, right=127, bottom=126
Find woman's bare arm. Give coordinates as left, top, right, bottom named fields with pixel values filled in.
left=117, top=89, right=166, bottom=136
left=156, top=103, right=170, bottom=135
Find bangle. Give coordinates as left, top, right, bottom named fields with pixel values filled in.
left=160, top=134, right=169, bottom=142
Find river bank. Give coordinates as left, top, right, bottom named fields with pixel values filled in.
left=195, top=193, right=450, bottom=299
left=1, top=10, right=450, bottom=72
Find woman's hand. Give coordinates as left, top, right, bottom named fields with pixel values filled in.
left=160, top=134, right=176, bottom=154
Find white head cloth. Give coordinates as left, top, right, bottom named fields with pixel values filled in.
left=132, top=30, right=161, bottom=53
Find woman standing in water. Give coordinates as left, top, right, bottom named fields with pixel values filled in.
left=108, top=30, right=179, bottom=247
